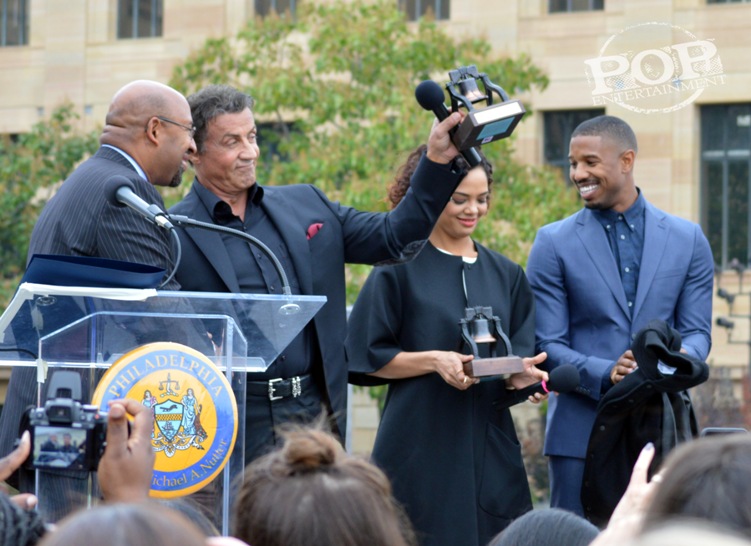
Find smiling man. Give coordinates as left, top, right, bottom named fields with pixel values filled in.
left=525, top=114, right=714, bottom=517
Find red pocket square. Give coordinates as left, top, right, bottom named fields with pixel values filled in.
left=306, top=223, right=323, bottom=240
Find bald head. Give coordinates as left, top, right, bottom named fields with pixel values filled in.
left=103, top=80, right=185, bottom=136
left=100, top=80, right=196, bottom=187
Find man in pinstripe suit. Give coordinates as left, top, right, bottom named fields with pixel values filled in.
left=26, top=79, right=196, bottom=284
left=0, top=80, right=196, bottom=521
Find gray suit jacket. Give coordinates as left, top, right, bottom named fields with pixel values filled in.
left=526, top=200, right=714, bottom=459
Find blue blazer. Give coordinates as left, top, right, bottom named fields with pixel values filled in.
left=526, top=200, right=714, bottom=458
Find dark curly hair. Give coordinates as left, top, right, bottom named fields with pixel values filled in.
left=571, top=114, right=638, bottom=153
left=387, top=145, right=494, bottom=209
left=0, top=493, right=47, bottom=546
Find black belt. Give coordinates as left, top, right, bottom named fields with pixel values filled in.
left=247, top=374, right=312, bottom=401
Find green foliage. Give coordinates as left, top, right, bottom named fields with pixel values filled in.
left=172, top=0, right=547, bottom=189
left=170, top=0, right=580, bottom=409
left=474, top=142, right=581, bottom=268
left=0, top=105, right=99, bottom=304
left=170, top=0, right=576, bottom=277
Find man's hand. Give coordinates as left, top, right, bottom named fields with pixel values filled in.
left=426, top=112, right=463, bottom=164
left=507, top=352, right=549, bottom=404
left=611, top=350, right=637, bottom=384
left=97, top=398, right=155, bottom=503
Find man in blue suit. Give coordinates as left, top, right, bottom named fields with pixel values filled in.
left=526, top=115, right=713, bottom=516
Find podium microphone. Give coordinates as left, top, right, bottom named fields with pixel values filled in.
left=167, top=214, right=300, bottom=314
left=104, top=175, right=180, bottom=289
left=415, top=80, right=482, bottom=167
left=494, top=364, right=582, bottom=411
left=105, top=176, right=174, bottom=230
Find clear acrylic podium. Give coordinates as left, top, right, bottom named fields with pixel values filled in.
left=0, top=282, right=326, bottom=532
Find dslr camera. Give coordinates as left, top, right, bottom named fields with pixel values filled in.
left=25, top=371, right=107, bottom=472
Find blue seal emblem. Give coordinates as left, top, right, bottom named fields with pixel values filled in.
left=92, top=342, right=238, bottom=497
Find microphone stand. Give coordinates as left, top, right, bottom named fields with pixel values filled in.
left=167, top=215, right=297, bottom=308
left=159, top=228, right=182, bottom=289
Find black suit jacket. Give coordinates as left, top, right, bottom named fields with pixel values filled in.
left=581, top=321, right=709, bottom=527
left=169, top=155, right=461, bottom=437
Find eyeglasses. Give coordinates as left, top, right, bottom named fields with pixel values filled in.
left=155, top=116, right=196, bottom=138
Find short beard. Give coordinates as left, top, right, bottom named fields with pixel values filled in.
left=168, top=165, right=185, bottom=188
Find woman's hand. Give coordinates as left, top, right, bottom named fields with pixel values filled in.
left=431, top=351, right=479, bottom=390
left=506, top=352, right=548, bottom=404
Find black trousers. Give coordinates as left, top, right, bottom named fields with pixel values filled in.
left=243, top=375, right=326, bottom=465
left=185, top=375, right=327, bottom=530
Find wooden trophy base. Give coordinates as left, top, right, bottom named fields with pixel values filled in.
left=464, top=355, right=524, bottom=378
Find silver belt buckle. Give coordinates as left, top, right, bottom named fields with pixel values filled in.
left=268, top=378, right=283, bottom=401
left=292, top=376, right=302, bottom=398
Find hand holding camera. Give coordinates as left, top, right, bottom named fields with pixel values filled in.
left=23, top=371, right=155, bottom=503
left=97, top=398, right=155, bottom=503
left=0, top=430, right=38, bottom=510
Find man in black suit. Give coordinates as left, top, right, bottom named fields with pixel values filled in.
left=0, top=80, right=196, bottom=521
left=170, top=84, right=464, bottom=464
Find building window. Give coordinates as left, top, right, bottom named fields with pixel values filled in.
left=543, top=109, right=605, bottom=182
left=400, top=0, right=449, bottom=21
left=1, top=0, right=28, bottom=46
left=118, top=0, right=163, bottom=39
left=701, top=104, right=751, bottom=269
left=255, top=0, right=297, bottom=17
left=549, top=0, right=604, bottom=12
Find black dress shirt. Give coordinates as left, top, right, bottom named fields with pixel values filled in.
left=193, top=181, right=313, bottom=379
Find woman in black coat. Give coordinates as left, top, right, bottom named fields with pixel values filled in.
left=346, top=146, right=547, bottom=546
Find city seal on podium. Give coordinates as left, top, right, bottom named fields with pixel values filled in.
left=92, top=342, right=238, bottom=498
